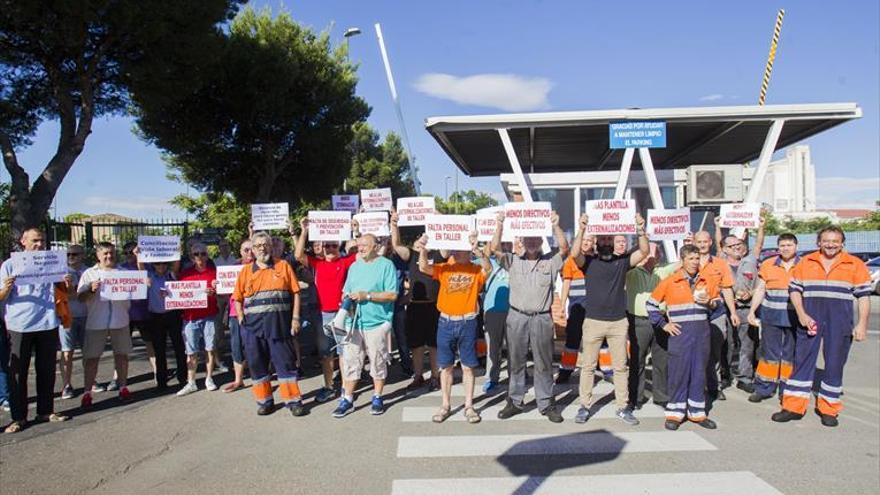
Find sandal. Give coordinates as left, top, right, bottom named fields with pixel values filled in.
left=37, top=413, right=69, bottom=423
left=4, top=420, right=26, bottom=433
left=464, top=406, right=482, bottom=424
left=222, top=382, right=244, bottom=393
left=432, top=406, right=452, bottom=423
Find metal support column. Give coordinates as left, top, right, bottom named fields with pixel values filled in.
left=639, top=147, right=678, bottom=262
left=734, top=119, right=785, bottom=237
left=613, top=148, right=635, bottom=200
left=499, top=128, right=551, bottom=252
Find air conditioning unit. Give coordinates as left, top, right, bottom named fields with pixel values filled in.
left=686, top=164, right=744, bottom=204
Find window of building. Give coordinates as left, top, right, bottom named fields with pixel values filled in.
left=533, top=188, right=575, bottom=239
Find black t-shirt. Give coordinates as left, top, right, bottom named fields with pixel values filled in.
left=579, top=254, right=630, bottom=321
left=407, top=248, right=444, bottom=302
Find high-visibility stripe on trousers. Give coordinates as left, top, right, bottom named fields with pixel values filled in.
left=665, top=320, right=711, bottom=423
left=753, top=322, right=794, bottom=397
left=561, top=304, right=585, bottom=370
left=782, top=325, right=851, bottom=417
left=243, top=329, right=301, bottom=407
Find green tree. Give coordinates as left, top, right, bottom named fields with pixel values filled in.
left=171, top=192, right=250, bottom=245
left=135, top=7, right=370, bottom=205
left=435, top=190, right=499, bottom=215
left=0, top=0, right=241, bottom=237
left=343, top=123, right=416, bottom=199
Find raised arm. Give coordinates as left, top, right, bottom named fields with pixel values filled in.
left=415, top=235, right=433, bottom=276
left=489, top=210, right=506, bottom=260
left=294, top=217, right=310, bottom=266
left=629, top=213, right=649, bottom=267
left=572, top=213, right=588, bottom=268
left=390, top=210, right=411, bottom=262
left=551, top=210, right=569, bottom=259
left=471, top=232, right=491, bottom=277
left=344, top=217, right=360, bottom=254
left=714, top=217, right=724, bottom=255
left=751, top=215, right=766, bottom=259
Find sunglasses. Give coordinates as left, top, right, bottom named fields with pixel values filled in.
left=192, top=252, right=208, bottom=257
left=67, top=253, right=83, bottom=257
left=323, top=243, right=339, bottom=249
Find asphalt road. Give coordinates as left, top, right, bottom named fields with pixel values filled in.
left=1, top=297, right=878, bottom=495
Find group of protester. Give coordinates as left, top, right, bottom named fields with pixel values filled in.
left=0, top=206, right=872, bottom=433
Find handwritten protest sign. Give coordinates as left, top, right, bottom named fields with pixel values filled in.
left=164, top=280, right=208, bottom=310
left=137, top=236, right=180, bottom=263
left=647, top=208, right=691, bottom=241
left=353, top=211, right=390, bottom=237
left=585, top=199, right=637, bottom=235
left=332, top=195, right=360, bottom=213
left=10, top=250, right=68, bottom=286
left=251, top=203, right=290, bottom=230
left=99, top=270, right=148, bottom=301
left=360, top=188, right=393, bottom=211
left=503, top=202, right=553, bottom=238
left=308, top=211, right=352, bottom=241
left=719, top=203, right=760, bottom=229
left=215, top=265, right=241, bottom=295
left=425, top=215, right=474, bottom=251
left=396, top=197, right=436, bottom=227
left=475, top=207, right=513, bottom=242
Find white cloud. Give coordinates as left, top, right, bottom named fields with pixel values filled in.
left=699, top=94, right=725, bottom=102
left=815, top=177, right=880, bottom=209
left=414, top=73, right=552, bottom=111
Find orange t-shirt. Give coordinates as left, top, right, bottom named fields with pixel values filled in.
left=433, top=262, right=486, bottom=316
left=561, top=257, right=585, bottom=281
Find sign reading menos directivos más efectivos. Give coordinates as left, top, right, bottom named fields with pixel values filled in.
left=609, top=121, right=667, bottom=149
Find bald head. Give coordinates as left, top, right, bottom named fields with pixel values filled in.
left=693, top=231, right=712, bottom=255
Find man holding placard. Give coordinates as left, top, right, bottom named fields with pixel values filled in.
left=490, top=208, right=569, bottom=423
left=77, top=242, right=138, bottom=409
left=175, top=242, right=220, bottom=396
left=571, top=211, right=649, bottom=426
left=0, top=228, right=72, bottom=432
left=59, top=244, right=89, bottom=400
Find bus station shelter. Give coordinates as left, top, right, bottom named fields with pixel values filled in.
left=425, top=103, right=861, bottom=260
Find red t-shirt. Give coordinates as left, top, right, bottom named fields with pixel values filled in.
left=179, top=266, right=218, bottom=321
left=310, top=254, right=358, bottom=312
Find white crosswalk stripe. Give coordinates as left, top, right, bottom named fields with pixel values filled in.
left=391, top=471, right=784, bottom=495
left=401, top=403, right=667, bottom=422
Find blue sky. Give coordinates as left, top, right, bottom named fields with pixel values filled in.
left=7, top=0, right=879, bottom=219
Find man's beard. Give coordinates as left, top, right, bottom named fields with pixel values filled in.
left=597, top=245, right=614, bottom=260
left=255, top=252, right=272, bottom=264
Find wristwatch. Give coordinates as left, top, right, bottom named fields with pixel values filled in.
left=367, top=293, right=372, bottom=301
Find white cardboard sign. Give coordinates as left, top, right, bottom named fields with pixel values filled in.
left=647, top=207, right=691, bottom=241
left=10, top=250, right=68, bottom=286
left=308, top=211, right=352, bottom=241
left=585, top=199, right=637, bottom=235
left=332, top=194, right=360, bottom=213
left=99, top=270, right=148, bottom=301
left=251, top=203, right=290, bottom=231
left=719, top=203, right=760, bottom=229
left=137, top=236, right=180, bottom=263
left=164, top=280, right=208, bottom=310
left=215, top=265, right=241, bottom=296
left=360, top=188, right=393, bottom=212
left=396, top=197, right=436, bottom=227
left=354, top=211, right=390, bottom=237
left=425, top=214, right=474, bottom=251
left=503, top=202, right=553, bottom=237
left=475, top=207, right=513, bottom=243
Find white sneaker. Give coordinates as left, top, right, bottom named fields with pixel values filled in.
left=214, top=363, right=229, bottom=374
left=176, top=381, right=198, bottom=397
left=205, top=377, right=218, bottom=391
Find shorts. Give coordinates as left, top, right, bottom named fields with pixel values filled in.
left=320, top=311, right=340, bottom=357
left=83, top=327, right=133, bottom=359
left=436, top=316, right=479, bottom=369
left=183, top=318, right=216, bottom=355
left=130, top=320, right=151, bottom=342
left=405, top=302, right=439, bottom=348
left=339, top=322, right=391, bottom=382
left=59, top=317, right=87, bottom=352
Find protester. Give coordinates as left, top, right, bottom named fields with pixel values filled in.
left=416, top=233, right=491, bottom=423
left=0, top=305, right=8, bottom=412
left=78, top=241, right=136, bottom=408
left=223, top=239, right=253, bottom=393
left=557, top=234, right=595, bottom=384
left=295, top=217, right=359, bottom=403
left=232, top=232, right=305, bottom=416
left=747, top=233, right=799, bottom=402
left=58, top=244, right=89, bottom=399
left=772, top=226, right=872, bottom=427
left=214, top=238, right=238, bottom=366
left=647, top=244, right=720, bottom=430
left=1, top=228, right=72, bottom=432
left=380, top=219, right=414, bottom=379
left=176, top=241, right=220, bottom=396
left=138, top=248, right=186, bottom=389
left=481, top=241, right=510, bottom=394
left=332, top=234, right=398, bottom=418
left=570, top=213, right=648, bottom=426
left=119, top=241, right=154, bottom=390
left=718, top=234, right=759, bottom=393
left=490, top=209, right=569, bottom=423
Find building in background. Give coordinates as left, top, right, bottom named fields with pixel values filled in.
left=753, top=145, right=817, bottom=217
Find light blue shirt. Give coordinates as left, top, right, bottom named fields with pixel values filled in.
left=342, top=256, right=398, bottom=330
left=483, top=257, right=510, bottom=313
left=1, top=258, right=60, bottom=332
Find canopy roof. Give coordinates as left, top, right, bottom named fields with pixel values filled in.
left=425, top=103, right=861, bottom=176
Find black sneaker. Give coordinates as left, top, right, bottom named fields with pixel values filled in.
left=555, top=369, right=573, bottom=384
left=819, top=413, right=839, bottom=427
left=748, top=392, right=771, bottom=403
left=497, top=400, right=524, bottom=420
left=288, top=400, right=308, bottom=417
left=664, top=420, right=680, bottom=431
left=653, top=400, right=668, bottom=408
left=709, top=389, right=727, bottom=401
left=257, top=404, right=274, bottom=416
left=736, top=381, right=755, bottom=394
left=696, top=418, right=717, bottom=429
left=771, top=410, right=804, bottom=423
left=541, top=406, right=564, bottom=423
